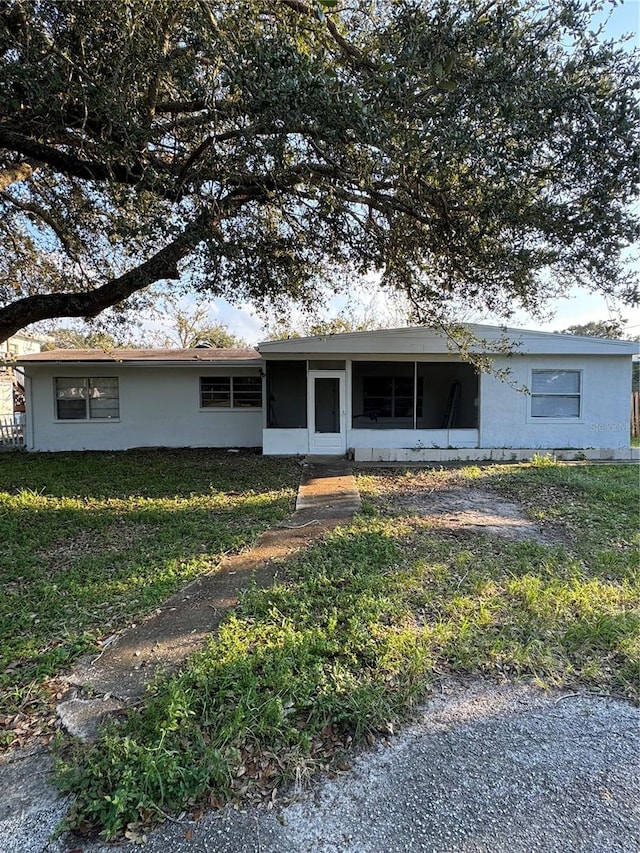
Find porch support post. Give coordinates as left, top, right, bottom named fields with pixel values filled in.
left=413, top=361, right=418, bottom=430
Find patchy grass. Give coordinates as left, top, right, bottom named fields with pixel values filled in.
left=56, top=462, right=639, bottom=840
left=0, top=449, right=299, bottom=746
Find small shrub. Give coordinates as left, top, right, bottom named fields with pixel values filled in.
left=530, top=452, right=557, bottom=467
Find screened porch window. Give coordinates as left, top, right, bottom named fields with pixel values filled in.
left=265, top=360, right=307, bottom=428
left=353, top=361, right=478, bottom=430
left=352, top=362, right=418, bottom=429
left=55, top=377, right=119, bottom=420
left=530, top=370, right=581, bottom=418
left=362, top=376, right=418, bottom=419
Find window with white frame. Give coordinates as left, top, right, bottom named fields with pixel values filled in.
left=530, top=370, right=581, bottom=418
left=55, top=377, right=120, bottom=420
left=200, top=376, right=262, bottom=409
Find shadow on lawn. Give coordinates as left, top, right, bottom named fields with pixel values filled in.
left=0, top=472, right=297, bottom=713
left=0, top=447, right=298, bottom=498
left=56, top=516, right=639, bottom=840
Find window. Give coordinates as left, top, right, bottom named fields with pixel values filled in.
left=362, top=376, right=416, bottom=419
left=55, top=377, right=119, bottom=420
left=352, top=362, right=418, bottom=429
left=200, top=377, right=231, bottom=408
left=530, top=370, right=581, bottom=418
left=200, top=376, right=262, bottom=409
left=308, top=360, right=346, bottom=371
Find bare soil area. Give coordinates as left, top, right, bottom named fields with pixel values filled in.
left=398, top=486, right=560, bottom=543
left=365, top=470, right=563, bottom=543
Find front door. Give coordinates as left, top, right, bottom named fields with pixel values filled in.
left=308, top=371, right=346, bottom=455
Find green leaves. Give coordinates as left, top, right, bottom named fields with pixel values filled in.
left=0, top=0, right=638, bottom=338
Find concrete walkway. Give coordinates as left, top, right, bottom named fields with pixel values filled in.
left=0, top=457, right=361, bottom=852
left=57, top=457, right=361, bottom=739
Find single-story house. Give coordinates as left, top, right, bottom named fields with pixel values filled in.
left=17, top=324, right=639, bottom=461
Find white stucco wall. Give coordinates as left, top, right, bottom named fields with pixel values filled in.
left=25, top=364, right=263, bottom=451
left=479, top=355, right=631, bottom=449
left=346, top=428, right=479, bottom=449
left=24, top=352, right=633, bottom=453
left=262, top=353, right=632, bottom=454
left=262, top=428, right=309, bottom=455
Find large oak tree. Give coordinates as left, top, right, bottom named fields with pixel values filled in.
left=0, top=0, right=638, bottom=343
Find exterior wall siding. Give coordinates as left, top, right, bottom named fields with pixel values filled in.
left=26, top=364, right=263, bottom=451
left=346, top=428, right=479, bottom=449
left=479, top=355, right=631, bottom=449
left=23, top=349, right=633, bottom=453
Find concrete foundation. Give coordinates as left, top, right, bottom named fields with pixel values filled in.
left=352, top=446, right=640, bottom=463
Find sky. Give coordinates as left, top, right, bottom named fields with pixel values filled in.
left=172, top=0, right=639, bottom=345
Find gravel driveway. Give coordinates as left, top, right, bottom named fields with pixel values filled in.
left=2, top=678, right=638, bottom=853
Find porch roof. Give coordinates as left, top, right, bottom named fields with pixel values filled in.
left=259, top=324, right=639, bottom=357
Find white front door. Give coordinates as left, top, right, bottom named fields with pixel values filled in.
left=308, top=371, right=346, bottom=455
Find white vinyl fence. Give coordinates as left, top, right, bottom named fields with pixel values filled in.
left=0, top=413, right=25, bottom=447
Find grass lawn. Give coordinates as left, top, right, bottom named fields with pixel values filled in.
left=54, top=460, right=640, bottom=841
left=0, top=449, right=299, bottom=748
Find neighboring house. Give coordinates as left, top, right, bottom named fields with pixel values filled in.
left=0, top=332, right=49, bottom=417
left=17, top=325, right=639, bottom=459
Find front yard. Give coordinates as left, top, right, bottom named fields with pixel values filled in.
left=1, top=452, right=638, bottom=840
left=0, top=449, right=300, bottom=747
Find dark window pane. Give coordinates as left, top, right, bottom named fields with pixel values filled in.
left=200, top=377, right=231, bottom=408
left=308, top=360, right=346, bottom=370
left=55, top=378, right=87, bottom=419
left=232, top=376, right=262, bottom=408
left=394, top=397, right=413, bottom=418
left=531, top=370, right=580, bottom=394
left=531, top=395, right=580, bottom=418
left=395, top=378, right=413, bottom=396
left=57, top=399, right=87, bottom=419
left=88, top=378, right=119, bottom=419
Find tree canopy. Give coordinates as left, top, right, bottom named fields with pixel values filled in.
left=1, top=0, right=638, bottom=343
left=43, top=327, right=125, bottom=350
left=560, top=319, right=628, bottom=338
left=44, top=305, right=247, bottom=349
left=149, top=298, right=249, bottom=347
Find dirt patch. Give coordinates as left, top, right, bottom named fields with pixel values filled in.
left=392, top=485, right=561, bottom=544
left=358, top=468, right=567, bottom=543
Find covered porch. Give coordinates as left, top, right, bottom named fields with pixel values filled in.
left=262, top=357, right=480, bottom=456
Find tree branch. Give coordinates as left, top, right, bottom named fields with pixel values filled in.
left=0, top=126, right=145, bottom=185
left=279, top=0, right=379, bottom=72
left=0, top=213, right=209, bottom=343
left=0, top=159, right=36, bottom=191
left=0, top=192, right=80, bottom=260
left=0, top=180, right=278, bottom=343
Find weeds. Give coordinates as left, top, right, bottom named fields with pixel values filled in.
left=0, top=449, right=298, bottom=742
left=56, top=463, right=639, bottom=839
